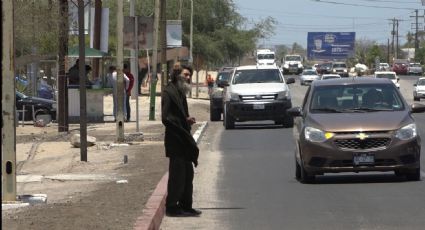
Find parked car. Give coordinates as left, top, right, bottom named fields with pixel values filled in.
left=413, top=77, right=425, bottom=101
left=374, top=71, right=400, bottom=89
left=210, top=68, right=234, bottom=121
left=392, top=59, right=409, bottom=75
left=378, top=63, right=390, bottom=71
left=16, top=91, right=57, bottom=122
left=300, top=69, right=320, bottom=85
left=408, top=63, right=423, bottom=75
left=222, top=65, right=295, bottom=129
left=287, top=77, right=425, bottom=183
left=331, top=62, right=349, bottom=77
left=321, top=74, right=341, bottom=80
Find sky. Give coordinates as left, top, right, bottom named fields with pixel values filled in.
left=233, top=0, right=425, bottom=49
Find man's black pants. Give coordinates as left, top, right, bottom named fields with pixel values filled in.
left=166, top=157, right=194, bottom=210
left=125, top=94, right=131, bottom=121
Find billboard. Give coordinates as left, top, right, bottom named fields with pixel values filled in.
left=307, top=32, right=355, bottom=60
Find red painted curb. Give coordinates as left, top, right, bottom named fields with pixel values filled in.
left=133, top=172, right=168, bottom=230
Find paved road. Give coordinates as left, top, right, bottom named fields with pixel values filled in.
left=161, top=75, right=425, bottom=230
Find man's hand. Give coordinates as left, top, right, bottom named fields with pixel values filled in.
left=187, top=117, right=196, bottom=125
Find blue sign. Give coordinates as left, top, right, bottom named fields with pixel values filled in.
left=307, top=32, right=355, bottom=60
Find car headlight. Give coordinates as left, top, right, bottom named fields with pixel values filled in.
left=305, top=127, right=334, bottom=143
left=299, top=64, right=303, bottom=68
left=332, top=69, right=336, bottom=73
left=230, top=92, right=240, bottom=102
left=395, top=123, right=417, bottom=140
left=277, top=90, right=291, bottom=100
left=343, top=69, right=347, bottom=73
left=283, top=64, right=289, bottom=68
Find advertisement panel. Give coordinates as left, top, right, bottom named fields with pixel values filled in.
left=167, top=20, right=182, bottom=47
left=307, top=32, right=355, bottom=60
left=123, top=16, right=154, bottom=50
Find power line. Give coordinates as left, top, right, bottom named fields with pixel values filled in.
left=312, top=0, right=417, bottom=10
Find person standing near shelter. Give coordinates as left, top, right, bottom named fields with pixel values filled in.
left=123, top=63, right=134, bottom=122
left=206, top=74, right=214, bottom=95
left=110, top=65, right=129, bottom=121
left=68, top=59, right=93, bottom=87
left=162, top=64, right=202, bottom=217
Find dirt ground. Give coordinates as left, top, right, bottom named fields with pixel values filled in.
left=2, top=96, right=211, bottom=230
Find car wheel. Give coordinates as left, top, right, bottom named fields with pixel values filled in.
left=295, top=159, right=301, bottom=180
left=282, top=115, right=294, bottom=128
left=298, top=159, right=315, bottom=184
left=405, top=168, right=421, bottom=181
left=210, top=103, right=221, bottom=121
left=224, top=105, right=234, bottom=130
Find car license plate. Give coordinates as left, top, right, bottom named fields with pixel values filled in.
left=253, top=104, right=265, bottom=110
left=353, top=153, right=374, bottom=166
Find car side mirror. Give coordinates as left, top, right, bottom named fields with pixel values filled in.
left=397, top=78, right=400, bottom=82
left=286, top=78, right=295, bottom=84
left=411, top=103, right=425, bottom=113
left=414, top=83, right=417, bottom=86
left=287, top=107, right=302, bottom=117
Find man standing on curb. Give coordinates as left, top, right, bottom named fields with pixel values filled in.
left=123, top=63, right=134, bottom=122
left=161, top=64, right=202, bottom=217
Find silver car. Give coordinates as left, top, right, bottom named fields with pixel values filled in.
left=408, top=63, right=423, bottom=75
left=300, top=69, right=320, bottom=85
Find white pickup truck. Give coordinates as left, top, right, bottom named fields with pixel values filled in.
left=282, top=54, right=304, bottom=75
left=222, top=65, right=295, bottom=129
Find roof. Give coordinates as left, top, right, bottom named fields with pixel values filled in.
left=312, top=77, right=393, bottom=87
left=68, top=46, right=108, bottom=58
left=235, top=65, right=280, bottom=70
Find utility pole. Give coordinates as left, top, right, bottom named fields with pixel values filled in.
left=58, top=0, right=69, bottom=132
left=149, top=0, right=161, bottom=120
left=411, top=9, right=423, bottom=60
left=396, top=19, right=399, bottom=59
left=160, top=0, right=167, bottom=91
left=387, top=38, right=390, bottom=63
left=391, top=18, right=396, bottom=61
left=2, top=0, right=17, bottom=202
left=130, top=0, right=140, bottom=132
left=116, top=0, right=125, bottom=141
left=189, top=0, right=194, bottom=98
left=78, top=0, right=88, bottom=161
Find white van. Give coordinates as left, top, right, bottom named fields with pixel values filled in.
left=256, top=49, right=276, bottom=66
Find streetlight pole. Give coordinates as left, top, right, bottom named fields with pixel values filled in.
left=189, top=0, right=194, bottom=98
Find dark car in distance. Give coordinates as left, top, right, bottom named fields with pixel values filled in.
left=392, top=59, right=409, bottom=75
left=16, top=91, right=57, bottom=122
left=210, top=68, right=234, bottom=121
left=316, top=62, right=333, bottom=75
left=288, top=78, right=425, bottom=183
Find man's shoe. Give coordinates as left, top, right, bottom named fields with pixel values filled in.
left=166, top=208, right=192, bottom=217
left=182, top=208, right=202, bottom=216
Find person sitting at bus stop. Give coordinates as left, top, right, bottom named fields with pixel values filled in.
left=68, top=59, right=93, bottom=87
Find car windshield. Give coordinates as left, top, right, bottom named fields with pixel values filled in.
left=418, top=79, right=425, bottom=85
left=258, top=54, right=275, bottom=60
left=286, top=56, right=301, bottom=61
left=232, top=69, right=283, bottom=84
left=320, top=63, right=332, bottom=68
left=217, top=72, right=230, bottom=82
left=310, top=84, right=404, bottom=113
left=375, top=73, right=396, bottom=80
left=303, top=70, right=316, bottom=75
left=333, top=63, right=346, bottom=68
left=410, top=63, right=421, bottom=67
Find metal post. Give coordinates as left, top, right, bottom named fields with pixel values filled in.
left=116, top=0, right=125, bottom=142
left=78, top=0, right=88, bottom=161
left=188, top=0, right=194, bottom=98
left=149, top=0, right=161, bottom=121
left=58, top=0, right=69, bottom=132
left=160, top=0, right=167, bottom=92
left=130, top=0, right=140, bottom=132
left=2, top=0, right=17, bottom=202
